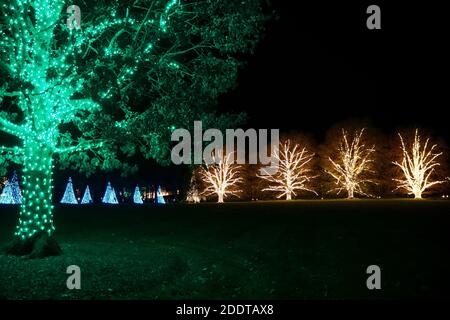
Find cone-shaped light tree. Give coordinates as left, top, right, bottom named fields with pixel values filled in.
left=0, top=180, right=14, bottom=204
left=60, top=177, right=78, bottom=204
left=0, top=171, right=22, bottom=204
left=0, top=0, right=265, bottom=256
left=81, top=185, right=93, bottom=204
left=259, top=140, right=317, bottom=200
left=393, top=129, right=446, bottom=198
left=102, top=182, right=118, bottom=204
left=200, top=150, right=242, bottom=203
left=10, top=171, right=22, bottom=204
left=133, top=185, right=143, bottom=204
left=326, top=129, right=375, bottom=198
left=155, top=185, right=166, bottom=204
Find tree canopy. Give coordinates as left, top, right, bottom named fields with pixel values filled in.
left=0, top=0, right=267, bottom=175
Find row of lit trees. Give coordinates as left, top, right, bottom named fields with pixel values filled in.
left=188, top=128, right=448, bottom=202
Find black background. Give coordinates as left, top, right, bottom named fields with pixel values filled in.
left=221, top=1, right=449, bottom=140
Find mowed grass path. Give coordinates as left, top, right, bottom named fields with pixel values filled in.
left=1, top=200, right=449, bottom=299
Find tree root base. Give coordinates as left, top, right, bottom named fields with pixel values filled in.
left=4, top=233, right=62, bottom=259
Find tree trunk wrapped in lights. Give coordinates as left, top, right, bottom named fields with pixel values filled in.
left=0, top=0, right=265, bottom=257
left=200, top=150, right=242, bottom=203
left=326, top=128, right=375, bottom=199
left=393, top=129, right=445, bottom=199
left=8, top=144, right=61, bottom=257
left=259, top=140, right=317, bottom=200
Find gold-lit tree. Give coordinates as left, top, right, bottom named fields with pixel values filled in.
left=186, top=168, right=201, bottom=203
left=326, top=128, right=375, bottom=198
left=393, top=129, right=445, bottom=198
left=200, top=150, right=242, bottom=203
left=259, top=140, right=317, bottom=200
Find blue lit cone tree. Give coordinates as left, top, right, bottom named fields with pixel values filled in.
left=10, top=171, right=22, bottom=204
left=133, top=185, right=143, bottom=204
left=81, top=185, right=93, bottom=204
left=60, top=177, right=78, bottom=204
left=0, top=180, right=14, bottom=204
left=155, top=185, right=166, bottom=204
left=102, top=182, right=119, bottom=204
left=0, top=0, right=265, bottom=257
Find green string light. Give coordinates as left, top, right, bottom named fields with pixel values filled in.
left=0, top=0, right=182, bottom=240
left=0, top=0, right=263, bottom=245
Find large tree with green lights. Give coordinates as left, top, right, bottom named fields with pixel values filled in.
left=0, top=0, right=265, bottom=257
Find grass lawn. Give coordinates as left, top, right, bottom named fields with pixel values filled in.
left=0, top=199, right=449, bottom=299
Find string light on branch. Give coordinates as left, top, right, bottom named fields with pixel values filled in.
left=0, top=0, right=267, bottom=256
left=0, top=0, right=183, bottom=241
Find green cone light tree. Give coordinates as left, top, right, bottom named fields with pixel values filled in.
left=0, top=0, right=265, bottom=257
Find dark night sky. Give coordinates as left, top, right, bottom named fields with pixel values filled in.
left=3, top=1, right=450, bottom=194
left=220, top=1, right=450, bottom=141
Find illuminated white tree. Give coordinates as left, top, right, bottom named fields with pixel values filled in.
left=326, top=128, right=375, bottom=198
left=259, top=140, right=317, bottom=200
left=393, top=129, right=445, bottom=198
left=200, top=150, right=242, bottom=203
left=186, top=187, right=201, bottom=203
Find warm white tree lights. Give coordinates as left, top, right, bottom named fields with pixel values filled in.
left=259, top=140, right=317, bottom=200
left=393, top=129, right=445, bottom=199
